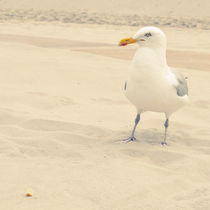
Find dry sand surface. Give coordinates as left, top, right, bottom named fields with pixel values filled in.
left=0, top=2, right=210, bottom=209
left=0, top=0, right=210, bottom=30
left=0, top=0, right=209, bottom=18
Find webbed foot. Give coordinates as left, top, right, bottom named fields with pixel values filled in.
left=161, top=141, right=167, bottom=146
left=121, top=136, right=136, bottom=143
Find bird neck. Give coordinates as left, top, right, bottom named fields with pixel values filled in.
left=135, top=46, right=167, bottom=68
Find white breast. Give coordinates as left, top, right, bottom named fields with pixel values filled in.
left=125, top=48, right=187, bottom=115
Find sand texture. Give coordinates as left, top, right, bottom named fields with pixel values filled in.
left=0, top=0, right=210, bottom=209
left=0, top=9, right=209, bottom=30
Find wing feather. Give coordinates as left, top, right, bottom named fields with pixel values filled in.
left=171, top=69, right=188, bottom=96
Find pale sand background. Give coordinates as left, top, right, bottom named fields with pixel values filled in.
left=0, top=1, right=210, bottom=210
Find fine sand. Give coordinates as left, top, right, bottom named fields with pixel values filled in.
left=0, top=3, right=210, bottom=210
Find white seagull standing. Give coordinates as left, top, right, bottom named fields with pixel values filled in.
left=119, top=26, right=188, bottom=145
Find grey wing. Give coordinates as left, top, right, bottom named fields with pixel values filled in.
left=170, top=68, right=188, bottom=96
left=124, top=81, right=127, bottom=91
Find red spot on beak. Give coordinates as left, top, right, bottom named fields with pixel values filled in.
left=120, top=43, right=128, bottom=46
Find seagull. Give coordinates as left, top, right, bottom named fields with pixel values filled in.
left=119, top=26, right=188, bottom=145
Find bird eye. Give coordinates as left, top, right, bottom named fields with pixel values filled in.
left=144, top=32, right=152, bottom=37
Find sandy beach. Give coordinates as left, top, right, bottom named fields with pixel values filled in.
left=0, top=1, right=210, bottom=209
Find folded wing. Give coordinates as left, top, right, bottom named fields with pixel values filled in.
left=171, top=68, right=188, bottom=97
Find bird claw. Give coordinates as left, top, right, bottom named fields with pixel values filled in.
left=120, top=136, right=136, bottom=143
left=161, top=141, right=167, bottom=146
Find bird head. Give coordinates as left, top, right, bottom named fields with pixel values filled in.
left=119, top=26, right=167, bottom=49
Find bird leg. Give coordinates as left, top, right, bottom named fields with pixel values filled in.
left=123, top=113, right=140, bottom=142
left=161, top=118, right=169, bottom=145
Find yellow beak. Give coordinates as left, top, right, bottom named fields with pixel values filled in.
left=119, top=37, right=137, bottom=46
